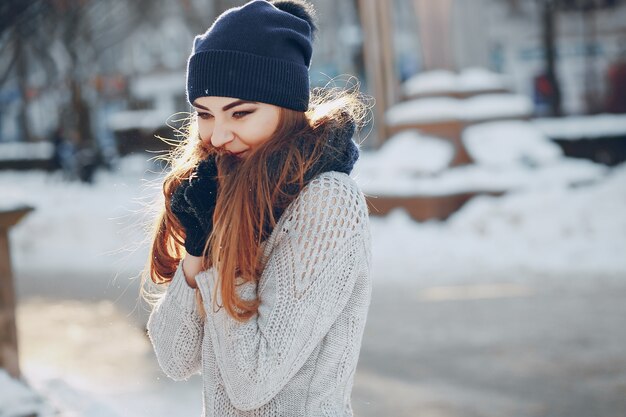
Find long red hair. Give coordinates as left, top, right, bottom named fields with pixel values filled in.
left=142, top=87, right=370, bottom=321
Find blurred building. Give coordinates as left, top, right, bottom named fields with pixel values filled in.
left=413, top=0, right=626, bottom=115
left=4, top=0, right=624, bottom=152
left=0, top=0, right=364, bottom=154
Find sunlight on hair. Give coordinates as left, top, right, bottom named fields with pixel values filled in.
left=308, top=75, right=375, bottom=145
left=141, top=75, right=375, bottom=320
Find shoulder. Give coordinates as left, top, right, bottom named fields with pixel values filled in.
left=303, top=171, right=363, bottom=201
left=285, top=171, right=369, bottom=232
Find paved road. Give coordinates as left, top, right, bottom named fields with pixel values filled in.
left=15, top=271, right=626, bottom=417
left=353, top=275, right=626, bottom=417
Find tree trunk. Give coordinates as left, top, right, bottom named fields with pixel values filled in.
left=14, top=33, right=33, bottom=142
left=70, top=80, right=92, bottom=147
left=582, top=5, right=601, bottom=113
left=541, top=0, right=563, bottom=116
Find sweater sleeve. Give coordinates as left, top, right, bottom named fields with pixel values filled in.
left=147, top=260, right=204, bottom=381
left=198, top=173, right=370, bottom=410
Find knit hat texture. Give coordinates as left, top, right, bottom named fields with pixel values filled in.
left=186, top=0, right=316, bottom=111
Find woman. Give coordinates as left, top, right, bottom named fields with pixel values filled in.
left=143, top=1, right=372, bottom=415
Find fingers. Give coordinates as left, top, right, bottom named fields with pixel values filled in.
left=186, top=157, right=219, bottom=206
left=170, top=182, right=190, bottom=213
left=195, top=155, right=218, bottom=179
left=184, top=180, right=218, bottom=215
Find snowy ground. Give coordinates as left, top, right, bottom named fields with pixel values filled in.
left=1, top=150, right=625, bottom=416
left=4, top=152, right=624, bottom=286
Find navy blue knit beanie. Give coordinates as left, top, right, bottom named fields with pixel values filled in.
left=186, top=0, right=317, bottom=111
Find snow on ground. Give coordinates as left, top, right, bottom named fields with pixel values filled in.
left=369, top=163, right=626, bottom=284
left=0, top=369, right=56, bottom=417
left=354, top=118, right=624, bottom=279
left=1, top=151, right=623, bottom=286
left=356, top=157, right=608, bottom=196
left=463, top=121, right=562, bottom=167
left=3, top=154, right=158, bottom=276
left=385, top=94, right=533, bottom=126
left=2, top=149, right=625, bottom=416
left=355, top=119, right=609, bottom=196
left=532, top=114, right=626, bottom=139
left=355, top=130, right=454, bottom=177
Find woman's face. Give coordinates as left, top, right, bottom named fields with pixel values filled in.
left=193, top=96, right=281, bottom=158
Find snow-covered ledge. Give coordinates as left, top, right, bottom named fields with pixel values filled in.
left=462, top=121, right=562, bottom=167
left=354, top=130, right=455, bottom=178
left=532, top=114, right=626, bottom=140
left=0, top=141, right=53, bottom=161
left=386, top=94, right=533, bottom=126
left=402, top=68, right=511, bottom=98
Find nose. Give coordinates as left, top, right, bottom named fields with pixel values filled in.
left=210, top=121, right=234, bottom=148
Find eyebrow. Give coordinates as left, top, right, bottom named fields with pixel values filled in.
left=193, top=99, right=257, bottom=112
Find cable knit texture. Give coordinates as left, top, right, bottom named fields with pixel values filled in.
left=147, top=171, right=372, bottom=416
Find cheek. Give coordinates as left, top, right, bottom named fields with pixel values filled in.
left=256, top=123, right=277, bottom=143
left=197, top=121, right=213, bottom=141
left=241, top=121, right=276, bottom=146
left=252, top=110, right=280, bottom=144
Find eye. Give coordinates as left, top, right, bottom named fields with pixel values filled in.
left=233, top=110, right=254, bottom=119
left=196, top=112, right=213, bottom=120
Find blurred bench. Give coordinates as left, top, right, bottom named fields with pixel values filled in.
left=0, top=141, right=55, bottom=171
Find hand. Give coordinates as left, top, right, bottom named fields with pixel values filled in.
left=182, top=255, right=203, bottom=289
left=170, top=156, right=219, bottom=256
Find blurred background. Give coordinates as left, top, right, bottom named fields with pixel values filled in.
left=1, top=0, right=625, bottom=416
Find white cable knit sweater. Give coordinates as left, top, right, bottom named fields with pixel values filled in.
left=147, top=171, right=372, bottom=416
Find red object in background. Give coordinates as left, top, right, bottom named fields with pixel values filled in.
left=25, top=87, right=38, bottom=100
left=536, top=74, right=554, bottom=97
left=606, top=60, right=626, bottom=113
left=533, top=73, right=558, bottom=116
left=92, top=74, right=127, bottom=97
